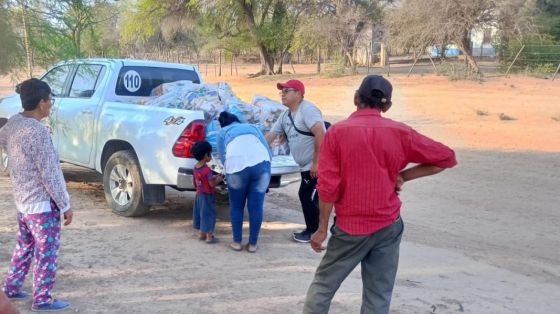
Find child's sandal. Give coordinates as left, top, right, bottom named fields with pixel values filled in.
left=206, top=236, right=219, bottom=244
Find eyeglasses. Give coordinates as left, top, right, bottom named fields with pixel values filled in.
left=279, top=88, right=298, bottom=95
left=48, top=98, right=56, bottom=105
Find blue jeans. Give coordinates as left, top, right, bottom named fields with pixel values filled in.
left=226, top=161, right=271, bottom=245
left=193, top=193, right=216, bottom=233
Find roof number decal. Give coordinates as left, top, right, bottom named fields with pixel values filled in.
left=123, top=70, right=141, bottom=92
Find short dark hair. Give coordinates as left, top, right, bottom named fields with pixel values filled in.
left=218, top=111, right=240, bottom=128
left=191, top=141, right=213, bottom=161
left=17, top=78, right=52, bottom=111
left=357, top=90, right=389, bottom=109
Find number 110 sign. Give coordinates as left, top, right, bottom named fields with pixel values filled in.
left=123, top=70, right=141, bottom=92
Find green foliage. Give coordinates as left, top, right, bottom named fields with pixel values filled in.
left=257, top=2, right=293, bottom=52
left=26, top=13, right=78, bottom=67
left=0, top=1, right=23, bottom=74
left=120, top=0, right=168, bottom=45
left=81, top=2, right=121, bottom=57
left=499, top=34, right=560, bottom=73
left=536, top=14, right=560, bottom=41
left=197, top=1, right=255, bottom=54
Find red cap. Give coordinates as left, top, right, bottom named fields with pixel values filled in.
left=277, top=79, right=305, bottom=95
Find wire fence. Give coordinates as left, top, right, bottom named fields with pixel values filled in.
left=502, top=45, right=560, bottom=79
left=131, top=43, right=560, bottom=80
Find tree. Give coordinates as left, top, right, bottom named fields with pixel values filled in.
left=38, top=0, right=119, bottom=58
left=535, top=0, right=560, bottom=41
left=387, top=0, right=497, bottom=74
left=321, top=0, right=386, bottom=70
left=0, top=0, right=24, bottom=75
left=292, top=15, right=335, bottom=72
left=233, top=0, right=309, bottom=75
left=120, top=0, right=202, bottom=59
left=81, top=1, right=121, bottom=57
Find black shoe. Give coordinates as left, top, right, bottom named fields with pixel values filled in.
left=293, top=231, right=311, bottom=243
left=292, top=229, right=306, bottom=237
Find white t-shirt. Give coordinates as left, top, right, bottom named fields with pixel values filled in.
left=225, top=134, right=270, bottom=174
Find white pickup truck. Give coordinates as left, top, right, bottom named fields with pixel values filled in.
left=0, top=58, right=298, bottom=217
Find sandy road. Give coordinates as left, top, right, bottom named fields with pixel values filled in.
left=1, top=71, right=559, bottom=313
left=0, top=147, right=559, bottom=314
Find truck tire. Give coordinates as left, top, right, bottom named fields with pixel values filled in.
left=0, top=146, right=9, bottom=177
left=103, top=150, right=150, bottom=217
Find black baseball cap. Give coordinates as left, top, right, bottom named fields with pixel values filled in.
left=357, top=75, right=392, bottom=103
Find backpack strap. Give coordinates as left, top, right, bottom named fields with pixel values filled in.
left=287, top=111, right=314, bottom=137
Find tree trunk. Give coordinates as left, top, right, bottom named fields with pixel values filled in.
left=463, top=50, right=480, bottom=74
left=276, top=53, right=284, bottom=74
left=237, top=0, right=274, bottom=75
left=75, top=29, right=82, bottom=58
left=20, top=1, right=32, bottom=78
left=258, top=46, right=275, bottom=75
left=458, top=34, right=480, bottom=74
left=316, top=46, right=321, bottom=74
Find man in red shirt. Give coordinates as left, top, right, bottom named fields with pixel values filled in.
left=303, top=75, right=457, bottom=314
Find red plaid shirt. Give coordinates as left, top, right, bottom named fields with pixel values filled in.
left=317, top=109, right=457, bottom=235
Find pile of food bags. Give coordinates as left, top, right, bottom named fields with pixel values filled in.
left=143, top=81, right=290, bottom=156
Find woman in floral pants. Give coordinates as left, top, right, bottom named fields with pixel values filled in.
left=0, top=79, right=73, bottom=312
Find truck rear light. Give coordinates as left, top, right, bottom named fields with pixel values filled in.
left=172, top=120, right=206, bottom=158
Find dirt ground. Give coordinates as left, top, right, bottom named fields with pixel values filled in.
left=1, top=65, right=559, bottom=313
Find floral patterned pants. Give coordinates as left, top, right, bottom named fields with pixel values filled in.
left=3, top=201, right=61, bottom=306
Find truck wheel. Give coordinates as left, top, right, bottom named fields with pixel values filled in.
left=103, top=150, right=150, bottom=217
left=0, top=146, right=9, bottom=177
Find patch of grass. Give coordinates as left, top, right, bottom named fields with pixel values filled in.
left=324, top=63, right=351, bottom=78
left=439, top=61, right=484, bottom=82
left=499, top=113, right=516, bottom=121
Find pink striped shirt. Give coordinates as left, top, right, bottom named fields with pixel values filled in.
left=317, top=109, right=457, bottom=235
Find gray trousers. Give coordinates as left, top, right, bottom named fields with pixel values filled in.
left=303, top=217, right=404, bottom=314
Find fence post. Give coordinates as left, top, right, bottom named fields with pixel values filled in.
left=553, top=62, right=560, bottom=81
left=380, top=43, right=387, bottom=67
left=366, top=42, right=371, bottom=74
left=407, top=51, right=419, bottom=77
left=505, top=45, right=525, bottom=78
left=428, top=54, right=439, bottom=74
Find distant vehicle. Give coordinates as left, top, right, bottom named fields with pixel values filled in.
left=0, top=59, right=299, bottom=217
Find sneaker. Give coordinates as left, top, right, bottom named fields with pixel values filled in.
left=293, top=231, right=311, bottom=243
left=31, top=299, right=70, bottom=312
left=292, top=229, right=306, bottom=237
left=6, top=290, right=29, bottom=299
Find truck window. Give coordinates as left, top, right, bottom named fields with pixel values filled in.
left=69, top=64, right=106, bottom=98
left=41, top=65, right=72, bottom=96
left=115, top=66, right=200, bottom=97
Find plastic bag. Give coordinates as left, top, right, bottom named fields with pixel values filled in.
left=251, top=95, right=286, bottom=132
